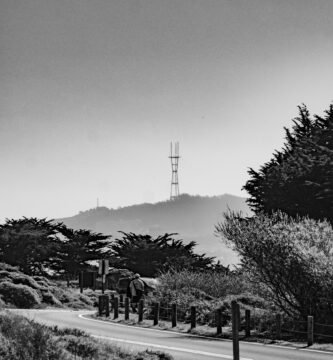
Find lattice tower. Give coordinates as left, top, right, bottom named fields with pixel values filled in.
left=169, top=142, right=180, bottom=200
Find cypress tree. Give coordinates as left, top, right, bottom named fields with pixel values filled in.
left=244, top=104, right=333, bottom=222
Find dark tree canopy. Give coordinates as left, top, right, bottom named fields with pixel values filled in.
left=244, top=104, right=333, bottom=222
left=110, top=232, right=215, bottom=277
left=0, top=217, right=112, bottom=279
left=55, top=226, right=112, bottom=281
left=0, top=218, right=60, bottom=275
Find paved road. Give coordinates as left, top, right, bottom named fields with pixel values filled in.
left=10, top=309, right=333, bottom=360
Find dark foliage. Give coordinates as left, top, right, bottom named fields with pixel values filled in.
left=0, top=218, right=61, bottom=275
left=55, top=226, right=112, bottom=282
left=110, top=232, right=216, bottom=277
left=0, top=281, right=41, bottom=308
left=244, top=104, right=333, bottom=222
left=0, top=217, right=112, bottom=280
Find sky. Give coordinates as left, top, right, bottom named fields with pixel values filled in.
left=1, top=0, right=333, bottom=221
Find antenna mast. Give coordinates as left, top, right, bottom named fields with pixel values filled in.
left=169, top=142, right=180, bottom=200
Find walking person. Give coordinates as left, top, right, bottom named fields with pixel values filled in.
left=129, top=273, right=145, bottom=313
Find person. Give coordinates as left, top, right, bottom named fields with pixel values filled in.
left=128, top=273, right=145, bottom=313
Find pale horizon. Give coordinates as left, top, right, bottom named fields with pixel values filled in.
left=1, top=0, right=333, bottom=222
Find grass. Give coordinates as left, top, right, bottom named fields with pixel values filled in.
left=0, top=263, right=95, bottom=309
left=0, top=311, right=173, bottom=360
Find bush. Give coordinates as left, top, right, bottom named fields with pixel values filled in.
left=0, top=312, right=173, bottom=360
left=216, top=211, right=333, bottom=321
left=0, top=282, right=41, bottom=308
left=0, top=263, right=19, bottom=272
left=0, top=312, right=71, bottom=360
left=0, top=270, right=11, bottom=279
left=41, top=291, right=62, bottom=306
left=157, top=269, right=251, bottom=299
left=6, top=272, right=40, bottom=289
left=0, top=297, right=6, bottom=309
left=151, top=270, right=275, bottom=327
left=33, top=276, right=57, bottom=287
left=0, top=263, right=93, bottom=309
left=0, top=333, right=17, bottom=359
left=60, top=334, right=99, bottom=358
left=50, top=286, right=93, bottom=309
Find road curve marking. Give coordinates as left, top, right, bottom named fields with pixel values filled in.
left=92, top=334, right=254, bottom=360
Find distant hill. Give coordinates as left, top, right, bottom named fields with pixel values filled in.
left=57, top=194, right=252, bottom=265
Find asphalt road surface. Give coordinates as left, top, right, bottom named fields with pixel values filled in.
left=10, top=309, right=333, bottom=360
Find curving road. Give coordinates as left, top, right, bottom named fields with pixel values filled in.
left=10, top=309, right=333, bottom=360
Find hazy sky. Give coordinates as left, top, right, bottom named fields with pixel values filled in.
left=1, top=0, right=332, bottom=221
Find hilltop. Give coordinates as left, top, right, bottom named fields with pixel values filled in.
left=57, top=194, right=252, bottom=265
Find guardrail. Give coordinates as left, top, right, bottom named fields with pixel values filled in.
left=98, top=294, right=333, bottom=345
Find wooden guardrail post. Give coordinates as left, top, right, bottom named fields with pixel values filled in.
left=307, top=315, right=314, bottom=346
left=216, top=308, right=222, bottom=335
left=93, top=272, right=96, bottom=291
left=124, top=297, right=130, bottom=320
left=276, top=313, right=281, bottom=340
left=154, top=302, right=160, bottom=326
left=113, top=297, right=119, bottom=319
left=245, top=309, right=251, bottom=337
left=190, top=306, right=196, bottom=329
left=119, top=294, right=124, bottom=307
left=171, top=303, right=177, bottom=328
left=110, top=293, right=115, bottom=311
left=232, top=301, right=240, bottom=360
left=79, top=271, right=83, bottom=293
left=98, top=294, right=110, bottom=317
left=138, top=299, right=144, bottom=322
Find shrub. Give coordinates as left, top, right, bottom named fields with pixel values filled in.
left=0, top=281, right=41, bottom=308
left=0, top=270, right=11, bottom=280
left=1, top=312, right=173, bottom=360
left=60, top=334, right=99, bottom=358
left=0, top=263, right=19, bottom=272
left=216, top=211, right=333, bottom=321
left=0, top=297, right=5, bottom=309
left=33, top=276, right=57, bottom=287
left=50, top=286, right=93, bottom=309
left=0, top=333, right=17, bottom=359
left=157, top=269, right=251, bottom=299
left=52, top=326, right=88, bottom=337
left=7, top=272, right=40, bottom=289
left=151, top=270, right=274, bottom=327
left=0, top=312, right=71, bottom=360
left=41, top=291, right=62, bottom=306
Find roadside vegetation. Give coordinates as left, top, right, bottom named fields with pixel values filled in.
left=0, top=262, right=94, bottom=309
left=0, top=311, right=173, bottom=360
left=150, top=268, right=271, bottom=327
left=216, top=212, right=333, bottom=324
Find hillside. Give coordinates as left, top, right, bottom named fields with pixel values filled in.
left=57, top=194, right=252, bottom=265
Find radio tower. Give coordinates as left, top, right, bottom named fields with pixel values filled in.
left=169, top=142, right=180, bottom=200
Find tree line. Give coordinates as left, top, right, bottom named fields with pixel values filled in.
left=0, top=218, right=220, bottom=282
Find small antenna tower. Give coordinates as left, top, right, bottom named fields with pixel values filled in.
left=169, top=142, right=180, bottom=200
